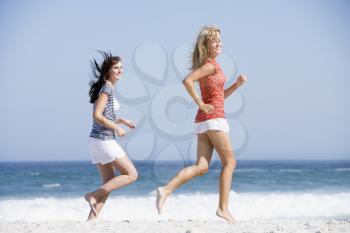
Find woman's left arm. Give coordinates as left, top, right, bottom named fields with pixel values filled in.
left=224, top=74, right=247, bottom=99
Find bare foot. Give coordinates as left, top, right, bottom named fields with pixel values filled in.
left=86, top=213, right=97, bottom=222
left=86, top=214, right=97, bottom=222
left=216, top=208, right=237, bottom=224
left=156, top=187, right=168, bottom=214
left=84, top=192, right=97, bottom=217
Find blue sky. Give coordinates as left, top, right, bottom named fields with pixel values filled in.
left=0, top=0, right=349, bottom=161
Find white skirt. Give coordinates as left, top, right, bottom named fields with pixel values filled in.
left=89, top=137, right=126, bottom=165
left=194, top=118, right=230, bottom=134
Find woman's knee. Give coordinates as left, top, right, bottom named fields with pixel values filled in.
left=196, top=164, right=209, bottom=175
left=127, top=170, right=138, bottom=183
left=223, top=158, right=236, bottom=170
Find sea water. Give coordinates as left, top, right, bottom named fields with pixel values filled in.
left=1, top=160, right=349, bottom=221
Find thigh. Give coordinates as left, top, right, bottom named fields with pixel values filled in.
left=206, top=130, right=235, bottom=164
left=97, top=163, right=116, bottom=184
left=113, top=156, right=138, bottom=176
left=196, top=133, right=214, bottom=167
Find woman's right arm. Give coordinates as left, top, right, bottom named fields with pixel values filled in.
left=93, top=93, right=125, bottom=136
left=182, top=63, right=216, bottom=114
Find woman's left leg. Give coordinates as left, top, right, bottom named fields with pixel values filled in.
left=206, top=130, right=237, bottom=223
left=86, top=162, right=116, bottom=221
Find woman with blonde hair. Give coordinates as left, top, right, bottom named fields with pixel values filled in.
left=156, top=26, right=247, bottom=223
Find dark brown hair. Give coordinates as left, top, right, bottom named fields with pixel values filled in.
left=89, top=51, right=121, bottom=103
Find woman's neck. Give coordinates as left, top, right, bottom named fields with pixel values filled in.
left=209, top=54, right=218, bottom=60
left=105, top=79, right=116, bottom=87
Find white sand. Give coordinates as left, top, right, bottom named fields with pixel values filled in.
left=1, top=219, right=349, bottom=233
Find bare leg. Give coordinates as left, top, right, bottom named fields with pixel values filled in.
left=156, top=133, right=214, bottom=214
left=86, top=163, right=115, bottom=221
left=207, top=130, right=237, bottom=223
left=85, top=156, right=138, bottom=221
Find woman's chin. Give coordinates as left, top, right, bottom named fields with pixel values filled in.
left=212, top=52, right=221, bottom=57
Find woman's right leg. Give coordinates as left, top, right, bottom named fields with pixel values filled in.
left=85, top=156, right=138, bottom=220
left=156, top=133, right=214, bottom=214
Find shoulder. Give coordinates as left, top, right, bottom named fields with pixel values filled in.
left=100, top=83, right=114, bottom=96
left=205, top=58, right=216, bottom=65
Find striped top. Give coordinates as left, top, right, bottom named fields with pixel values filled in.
left=89, top=83, right=118, bottom=140
left=195, top=59, right=227, bottom=123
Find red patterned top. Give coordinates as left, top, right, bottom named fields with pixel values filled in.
left=195, top=59, right=227, bottom=123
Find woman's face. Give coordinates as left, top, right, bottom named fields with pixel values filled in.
left=207, top=32, right=223, bottom=58
left=110, top=61, right=123, bottom=81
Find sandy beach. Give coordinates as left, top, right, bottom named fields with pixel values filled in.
left=1, top=219, right=349, bottom=233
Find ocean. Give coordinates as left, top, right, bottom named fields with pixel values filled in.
left=1, top=160, right=350, bottom=221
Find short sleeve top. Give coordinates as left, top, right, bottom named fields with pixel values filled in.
left=89, top=83, right=119, bottom=140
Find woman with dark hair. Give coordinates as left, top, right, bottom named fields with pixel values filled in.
left=85, top=51, right=138, bottom=221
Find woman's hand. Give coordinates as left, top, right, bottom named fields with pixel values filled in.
left=236, top=74, right=247, bottom=87
left=120, top=118, right=136, bottom=129
left=199, top=102, right=214, bottom=114
left=115, top=126, right=126, bottom=137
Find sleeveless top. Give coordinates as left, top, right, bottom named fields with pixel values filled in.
left=195, top=59, right=227, bottom=123
left=89, top=83, right=120, bottom=140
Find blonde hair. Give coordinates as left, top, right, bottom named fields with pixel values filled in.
left=191, top=25, right=221, bottom=71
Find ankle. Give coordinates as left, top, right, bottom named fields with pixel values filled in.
left=161, top=186, right=171, bottom=196
left=218, top=205, right=229, bottom=212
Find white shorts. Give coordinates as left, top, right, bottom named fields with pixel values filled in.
left=89, top=137, right=127, bottom=165
left=194, top=118, right=230, bottom=134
